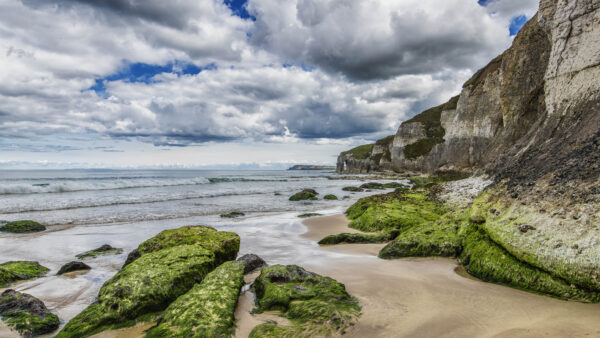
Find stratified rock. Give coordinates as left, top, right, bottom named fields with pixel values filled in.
left=237, top=253, right=267, bottom=274
left=0, top=289, right=59, bottom=337
left=250, top=265, right=360, bottom=337
left=337, top=135, right=394, bottom=173
left=289, top=189, right=318, bottom=201
left=0, top=261, right=49, bottom=287
left=76, top=244, right=123, bottom=259
left=57, top=261, right=91, bottom=275
left=145, top=261, right=245, bottom=337
left=0, top=220, right=46, bottom=233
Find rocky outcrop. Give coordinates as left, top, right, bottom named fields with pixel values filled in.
left=0, top=261, right=49, bottom=287
left=237, top=253, right=267, bottom=274
left=0, top=289, right=60, bottom=337
left=336, top=135, right=394, bottom=173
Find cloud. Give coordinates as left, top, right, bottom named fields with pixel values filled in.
left=0, top=0, right=540, bottom=158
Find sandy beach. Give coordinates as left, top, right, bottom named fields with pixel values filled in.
left=284, top=215, right=600, bottom=337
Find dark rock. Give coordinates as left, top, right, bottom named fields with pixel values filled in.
left=518, top=224, right=536, bottom=233
left=76, top=244, right=123, bottom=259
left=123, top=248, right=141, bottom=267
left=0, top=220, right=46, bottom=233
left=323, top=194, right=338, bottom=200
left=0, top=289, right=59, bottom=336
left=342, top=186, right=364, bottom=192
left=289, top=189, right=318, bottom=201
left=237, top=253, right=267, bottom=274
left=57, top=261, right=91, bottom=275
left=220, top=211, right=245, bottom=218
left=360, top=182, right=385, bottom=189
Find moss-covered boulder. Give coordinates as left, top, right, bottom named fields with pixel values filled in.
left=76, top=244, right=123, bottom=260
left=220, top=211, right=245, bottom=218
left=0, top=289, right=59, bottom=337
left=346, top=188, right=444, bottom=232
left=342, top=186, right=363, bottom=192
left=0, top=261, right=49, bottom=287
left=319, top=231, right=397, bottom=245
left=289, top=189, right=318, bottom=201
left=250, top=265, right=360, bottom=337
left=123, top=226, right=240, bottom=267
left=323, top=194, right=338, bottom=200
left=297, top=213, right=322, bottom=218
left=0, top=220, right=46, bottom=233
left=360, top=182, right=385, bottom=189
left=145, top=261, right=245, bottom=337
left=57, top=261, right=91, bottom=275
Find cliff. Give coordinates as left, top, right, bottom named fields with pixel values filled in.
left=336, top=0, right=600, bottom=297
left=336, top=135, right=394, bottom=173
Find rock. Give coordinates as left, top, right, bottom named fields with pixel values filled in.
left=319, top=232, right=393, bottom=245
left=57, top=261, right=91, bottom=275
left=145, top=261, right=245, bottom=338
left=220, top=211, right=245, bottom=218
left=360, top=182, right=385, bottom=189
left=337, top=135, right=394, bottom=173
left=342, top=186, right=364, bottom=192
left=237, top=253, right=267, bottom=274
left=518, top=224, right=537, bottom=233
left=323, top=194, right=338, bottom=200
left=0, top=289, right=59, bottom=337
left=250, top=265, right=360, bottom=337
left=0, top=261, right=49, bottom=287
left=297, top=213, right=322, bottom=218
left=76, top=244, right=123, bottom=259
left=0, top=220, right=46, bottom=233
left=289, top=189, right=318, bottom=201
left=57, top=226, right=240, bottom=338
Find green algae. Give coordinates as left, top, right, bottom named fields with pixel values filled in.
left=0, top=220, right=45, bottom=233
left=319, top=231, right=397, bottom=245
left=342, top=186, right=364, bottom=192
left=0, top=290, right=59, bottom=337
left=289, top=189, right=319, bottom=201
left=323, top=194, right=338, bottom=200
left=297, top=213, right=322, bottom=218
left=125, top=225, right=240, bottom=266
left=220, top=212, right=245, bottom=218
left=345, top=188, right=444, bottom=232
left=57, top=245, right=219, bottom=338
left=0, top=261, right=49, bottom=287
left=76, top=245, right=123, bottom=260
left=145, top=261, right=245, bottom=338
left=251, top=265, right=360, bottom=337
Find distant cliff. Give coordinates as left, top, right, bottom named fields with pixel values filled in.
left=287, top=165, right=336, bottom=171
left=336, top=135, right=394, bottom=174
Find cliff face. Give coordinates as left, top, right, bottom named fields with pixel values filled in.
left=336, top=135, right=394, bottom=173
left=337, top=0, right=600, bottom=293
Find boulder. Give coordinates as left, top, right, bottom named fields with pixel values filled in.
left=220, top=211, right=245, bottom=218
left=289, top=189, right=318, bottom=201
left=0, top=220, right=45, bottom=233
left=323, top=194, right=338, bottom=200
left=0, top=261, right=49, bottom=287
left=0, top=289, right=59, bottom=337
left=76, top=244, right=123, bottom=259
left=57, top=261, right=91, bottom=275
left=237, top=253, right=267, bottom=274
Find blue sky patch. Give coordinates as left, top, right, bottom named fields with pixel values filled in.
left=89, top=61, right=215, bottom=97
left=509, top=15, right=528, bottom=36
left=477, top=0, right=496, bottom=6
left=225, top=0, right=255, bottom=21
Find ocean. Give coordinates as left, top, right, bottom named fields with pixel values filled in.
left=0, top=169, right=402, bottom=332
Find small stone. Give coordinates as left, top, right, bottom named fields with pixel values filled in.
left=518, top=224, right=536, bottom=233
left=57, top=261, right=91, bottom=275
left=237, top=253, right=267, bottom=274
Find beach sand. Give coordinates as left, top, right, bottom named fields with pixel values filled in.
left=285, top=215, right=600, bottom=337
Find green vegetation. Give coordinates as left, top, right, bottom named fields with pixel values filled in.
left=319, top=231, right=398, bottom=245
left=0, top=220, right=46, bottom=233
left=298, top=213, right=323, bottom=218
left=220, top=211, right=245, bottom=218
left=360, top=182, right=406, bottom=190
left=0, top=261, right=49, bottom=287
left=0, top=290, right=59, bottom=337
left=341, top=144, right=374, bottom=160
left=250, top=265, right=360, bottom=337
left=289, top=189, right=318, bottom=201
left=401, top=96, right=459, bottom=160
left=76, top=244, right=123, bottom=260
left=323, top=194, right=338, bottom=200
left=58, top=226, right=241, bottom=337
left=342, top=186, right=363, bottom=192
left=146, top=261, right=245, bottom=338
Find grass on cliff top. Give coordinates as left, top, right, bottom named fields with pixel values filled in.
left=0, top=220, right=46, bottom=233
left=0, top=261, right=49, bottom=287
left=341, top=144, right=374, bottom=160
left=146, top=260, right=245, bottom=338
left=250, top=265, right=360, bottom=337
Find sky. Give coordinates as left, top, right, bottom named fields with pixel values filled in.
left=0, top=0, right=539, bottom=169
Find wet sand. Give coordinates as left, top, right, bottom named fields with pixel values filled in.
left=295, top=215, right=600, bottom=337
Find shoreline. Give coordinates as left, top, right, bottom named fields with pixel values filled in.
left=294, top=214, right=600, bottom=337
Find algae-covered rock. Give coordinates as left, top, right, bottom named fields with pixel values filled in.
left=57, top=261, right=91, bottom=275
left=297, top=213, right=322, bottom=218
left=0, top=220, right=46, bottom=233
left=123, top=225, right=240, bottom=267
left=360, top=182, right=385, bottom=190
left=220, top=211, right=245, bottom=218
left=323, top=194, right=338, bottom=200
left=342, top=186, right=363, bottom=192
left=251, top=265, right=360, bottom=337
left=57, top=245, right=219, bottom=338
left=319, top=232, right=397, bottom=245
left=76, top=244, right=123, bottom=260
left=0, top=289, right=59, bottom=337
left=0, top=261, right=49, bottom=287
left=237, top=254, right=267, bottom=274
left=289, top=189, right=318, bottom=201
left=145, top=261, right=245, bottom=338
